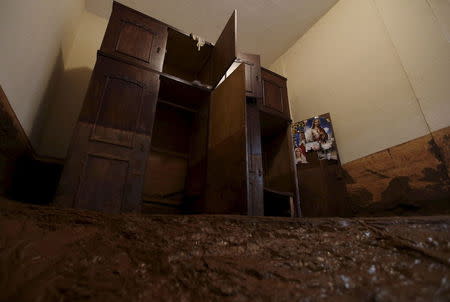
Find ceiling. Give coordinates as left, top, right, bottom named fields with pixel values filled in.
left=85, top=0, right=338, bottom=66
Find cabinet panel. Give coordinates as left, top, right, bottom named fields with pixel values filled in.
left=101, top=2, right=167, bottom=71
left=199, top=11, right=237, bottom=87
left=55, top=55, right=160, bottom=213
left=116, top=21, right=156, bottom=62
left=76, top=154, right=129, bottom=213
left=261, top=68, right=290, bottom=119
left=91, top=76, right=144, bottom=148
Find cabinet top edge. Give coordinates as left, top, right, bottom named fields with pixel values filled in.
left=261, top=67, right=287, bottom=81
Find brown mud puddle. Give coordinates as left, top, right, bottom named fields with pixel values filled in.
left=0, top=198, right=449, bottom=301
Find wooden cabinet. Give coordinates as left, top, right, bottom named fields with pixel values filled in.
left=55, top=55, right=160, bottom=213
left=56, top=1, right=300, bottom=217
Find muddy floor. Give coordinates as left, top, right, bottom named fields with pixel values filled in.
left=0, top=199, right=449, bottom=302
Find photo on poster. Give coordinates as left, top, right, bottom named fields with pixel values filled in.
left=292, top=121, right=308, bottom=164
left=292, top=113, right=338, bottom=163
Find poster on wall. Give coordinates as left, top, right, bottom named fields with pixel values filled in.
left=292, top=113, right=339, bottom=164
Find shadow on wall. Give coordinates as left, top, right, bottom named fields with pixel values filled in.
left=31, top=48, right=93, bottom=159
left=1, top=48, right=93, bottom=204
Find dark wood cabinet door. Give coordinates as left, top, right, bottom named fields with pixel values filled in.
left=199, top=10, right=237, bottom=88
left=261, top=68, right=290, bottom=119
left=206, top=64, right=248, bottom=214
left=100, top=2, right=168, bottom=72
left=238, top=53, right=262, bottom=99
left=55, top=55, right=159, bottom=213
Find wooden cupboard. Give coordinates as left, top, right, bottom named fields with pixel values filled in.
left=55, top=1, right=300, bottom=217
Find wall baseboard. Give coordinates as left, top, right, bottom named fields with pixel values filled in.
left=0, top=85, right=64, bottom=199
left=0, top=85, right=64, bottom=165
left=0, top=85, right=33, bottom=159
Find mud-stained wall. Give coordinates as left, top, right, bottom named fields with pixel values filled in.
left=343, top=126, right=450, bottom=215
left=270, top=0, right=450, bottom=164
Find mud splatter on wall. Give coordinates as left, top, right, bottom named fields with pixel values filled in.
left=343, top=127, right=450, bottom=215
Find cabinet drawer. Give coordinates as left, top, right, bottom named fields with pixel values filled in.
left=261, top=68, right=290, bottom=119
left=100, top=2, right=168, bottom=72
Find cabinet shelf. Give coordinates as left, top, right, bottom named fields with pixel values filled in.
left=263, top=187, right=294, bottom=197
left=142, top=195, right=184, bottom=207
left=158, top=99, right=197, bottom=113
left=150, top=146, right=189, bottom=159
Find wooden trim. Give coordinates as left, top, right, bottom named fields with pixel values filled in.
left=0, top=85, right=65, bottom=164
left=0, top=85, right=33, bottom=158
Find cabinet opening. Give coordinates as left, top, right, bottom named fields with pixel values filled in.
left=264, top=188, right=294, bottom=217
left=142, top=75, right=210, bottom=214
left=260, top=111, right=295, bottom=216
left=162, top=28, right=213, bottom=83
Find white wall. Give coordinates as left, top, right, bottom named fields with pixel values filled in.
left=270, top=0, right=450, bottom=164
left=38, top=12, right=108, bottom=158
left=375, top=0, right=450, bottom=132
left=0, top=0, right=85, bottom=146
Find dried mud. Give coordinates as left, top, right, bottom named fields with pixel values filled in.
left=0, top=198, right=449, bottom=301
